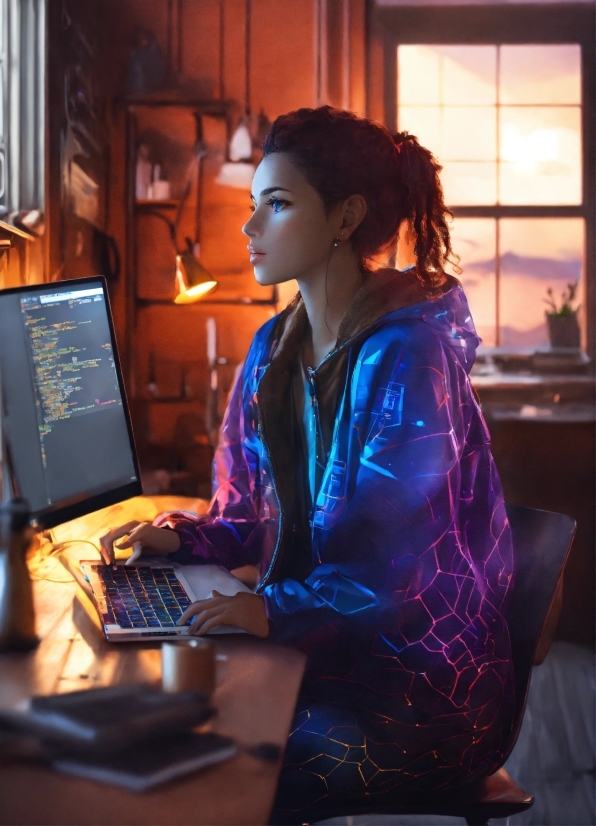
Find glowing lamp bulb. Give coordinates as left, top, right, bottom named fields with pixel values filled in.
left=174, top=251, right=218, bottom=304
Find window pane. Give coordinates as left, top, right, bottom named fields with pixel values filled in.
left=499, top=106, right=582, bottom=205
left=398, top=106, right=441, bottom=155
left=398, top=46, right=441, bottom=105
left=436, top=46, right=496, bottom=105
left=398, top=45, right=496, bottom=106
left=443, top=107, right=496, bottom=160
left=448, top=218, right=497, bottom=347
left=441, top=161, right=497, bottom=206
left=499, top=218, right=584, bottom=347
left=398, top=44, right=584, bottom=213
left=500, top=45, right=581, bottom=105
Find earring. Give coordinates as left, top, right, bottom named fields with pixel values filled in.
left=333, top=238, right=339, bottom=247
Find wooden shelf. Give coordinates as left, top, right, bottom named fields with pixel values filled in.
left=125, top=93, right=231, bottom=115
left=134, top=199, right=181, bottom=210
left=0, top=219, right=35, bottom=240
left=135, top=295, right=277, bottom=307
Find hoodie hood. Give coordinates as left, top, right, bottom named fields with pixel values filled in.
left=275, top=267, right=480, bottom=374
left=380, top=275, right=481, bottom=374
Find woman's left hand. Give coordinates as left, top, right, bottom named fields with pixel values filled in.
left=178, top=590, right=269, bottom=638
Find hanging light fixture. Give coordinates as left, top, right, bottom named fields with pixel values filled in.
left=229, top=120, right=252, bottom=162
left=216, top=0, right=271, bottom=190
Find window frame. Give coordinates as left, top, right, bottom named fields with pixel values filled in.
left=1, top=0, right=45, bottom=217
left=375, top=3, right=595, bottom=358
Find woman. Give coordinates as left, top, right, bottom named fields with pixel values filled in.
left=101, top=107, right=515, bottom=823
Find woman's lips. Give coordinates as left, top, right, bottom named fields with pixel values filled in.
left=248, top=247, right=266, bottom=264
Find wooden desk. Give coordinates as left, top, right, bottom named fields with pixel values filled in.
left=0, top=497, right=306, bottom=825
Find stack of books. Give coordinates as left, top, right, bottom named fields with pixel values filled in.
left=0, top=684, right=236, bottom=791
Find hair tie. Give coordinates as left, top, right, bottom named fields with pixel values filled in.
left=393, top=131, right=410, bottom=154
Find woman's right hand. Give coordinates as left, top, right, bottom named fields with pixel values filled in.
left=99, top=521, right=181, bottom=565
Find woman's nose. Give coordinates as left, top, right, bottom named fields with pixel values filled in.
left=242, top=210, right=261, bottom=239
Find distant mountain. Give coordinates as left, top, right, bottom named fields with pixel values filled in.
left=500, top=323, right=548, bottom=347
left=468, top=253, right=581, bottom=281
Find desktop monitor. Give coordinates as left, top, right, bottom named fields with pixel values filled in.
left=0, top=276, right=142, bottom=529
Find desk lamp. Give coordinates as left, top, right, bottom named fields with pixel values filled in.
left=144, top=200, right=217, bottom=304
left=174, top=238, right=217, bottom=304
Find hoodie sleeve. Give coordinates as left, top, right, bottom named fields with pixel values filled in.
left=260, top=319, right=510, bottom=647
left=153, top=364, right=266, bottom=570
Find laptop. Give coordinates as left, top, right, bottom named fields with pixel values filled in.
left=80, top=558, right=250, bottom=642
left=0, top=276, right=249, bottom=642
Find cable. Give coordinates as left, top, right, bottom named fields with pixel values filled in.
left=28, top=538, right=100, bottom=583
left=28, top=548, right=73, bottom=583
left=324, top=241, right=334, bottom=335
left=50, top=538, right=101, bottom=555
left=29, top=572, right=73, bottom=583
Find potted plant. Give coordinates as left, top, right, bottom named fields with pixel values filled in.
left=544, top=281, right=581, bottom=349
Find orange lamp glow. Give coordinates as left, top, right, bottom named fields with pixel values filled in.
left=174, top=250, right=217, bottom=304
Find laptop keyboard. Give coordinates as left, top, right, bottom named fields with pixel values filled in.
left=92, top=566, right=193, bottom=629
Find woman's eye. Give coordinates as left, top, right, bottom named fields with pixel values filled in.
left=266, top=198, right=287, bottom=213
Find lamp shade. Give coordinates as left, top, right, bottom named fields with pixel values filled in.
left=174, top=250, right=217, bottom=304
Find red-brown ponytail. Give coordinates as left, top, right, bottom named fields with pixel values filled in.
left=392, top=131, right=460, bottom=286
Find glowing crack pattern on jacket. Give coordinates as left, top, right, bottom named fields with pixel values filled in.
left=155, top=283, right=515, bottom=823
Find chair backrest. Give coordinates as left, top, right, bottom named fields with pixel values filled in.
left=501, top=503, right=576, bottom=763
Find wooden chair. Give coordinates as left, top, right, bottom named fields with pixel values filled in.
left=318, top=504, right=577, bottom=826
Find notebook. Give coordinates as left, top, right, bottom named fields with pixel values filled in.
left=52, top=731, right=237, bottom=791
left=0, top=685, right=214, bottom=754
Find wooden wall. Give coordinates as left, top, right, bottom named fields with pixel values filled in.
left=92, top=0, right=367, bottom=357
left=46, top=0, right=367, bottom=494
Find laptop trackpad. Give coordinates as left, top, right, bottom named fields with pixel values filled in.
left=174, top=563, right=252, bottom=602
left=173, top=563, right=252, bottom=635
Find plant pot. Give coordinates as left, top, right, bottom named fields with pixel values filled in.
left=546, top=311, right=581, bottom=348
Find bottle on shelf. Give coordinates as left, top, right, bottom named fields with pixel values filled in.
left=135, top=144, right=152, bottom=200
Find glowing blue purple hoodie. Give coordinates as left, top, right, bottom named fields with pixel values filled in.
left=157, top=269, right=515, bottom=794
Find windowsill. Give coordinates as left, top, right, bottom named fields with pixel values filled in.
left=476, top=345, right=590, bottom=359
left=486, top=402, right=595, bottom=424
left=473, top=346, right=592, bottom=378
left=472, top=373, right=595, bottom=388
left=0, top=218, right=36, bottom=241
left=471, top=346, right=595, bottom=418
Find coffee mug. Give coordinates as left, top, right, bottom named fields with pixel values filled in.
left=161, top=638, right=216, bottom=695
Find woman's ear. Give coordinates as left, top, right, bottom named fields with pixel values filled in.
left=337, top=194, right=367, bottom=241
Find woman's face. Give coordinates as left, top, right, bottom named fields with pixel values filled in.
left=242, top=153, right=340, bottom=287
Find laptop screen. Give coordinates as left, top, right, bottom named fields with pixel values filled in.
left=0, top=276, right=141, bottom=528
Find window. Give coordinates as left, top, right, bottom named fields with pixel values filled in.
left=398, top=44, right=583, bottom=347
left=378, top=4, right=595, bottom=354
left=0, top=0, right=45, bottom=218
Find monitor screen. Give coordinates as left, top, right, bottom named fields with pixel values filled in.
left=0, top=276, right=142, bottom=528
